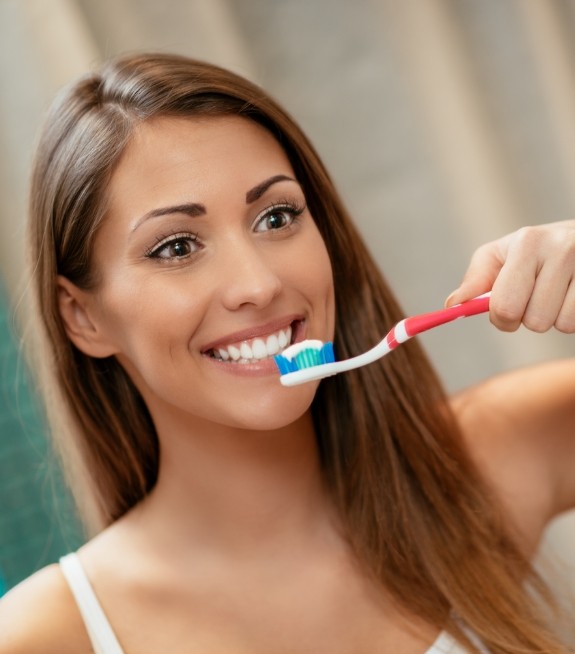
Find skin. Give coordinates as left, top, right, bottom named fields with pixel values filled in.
left=448, top=221, right=575, bottom=552
left=1, top=118, right=575, bottom=653
left=64, top=115, right=336, bottom=432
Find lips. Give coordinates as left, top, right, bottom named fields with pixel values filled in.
left=202, top=318, right=303, bottom=364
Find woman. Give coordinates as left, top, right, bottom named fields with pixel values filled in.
left=1, top=52, right=574, bottom=653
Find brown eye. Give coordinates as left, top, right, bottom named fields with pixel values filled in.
left=146, top=233, right=199, bottom=260
left=254, top=203, right=305, bottom=233
left=164, top=239, right=192, bottom=258
left=259, top=211, right=290, bottom=231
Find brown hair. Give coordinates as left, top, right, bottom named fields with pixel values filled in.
left=28, top=52, right=565, bottom=652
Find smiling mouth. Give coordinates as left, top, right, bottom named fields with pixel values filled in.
left=204, top=320, right=300, bottom=364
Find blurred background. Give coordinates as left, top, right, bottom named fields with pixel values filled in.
left=0, top=0, right=573, bottom=614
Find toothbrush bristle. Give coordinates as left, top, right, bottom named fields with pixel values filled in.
left=274, top=341, right=335, bottom=375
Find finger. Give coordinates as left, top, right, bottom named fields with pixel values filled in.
left=555, top=277, right=575, bottom=333
left=445, top=242, right=505, bottom=307
left=521, top=262, right=571, bottom=333
left=492, top=224, right=575, bottom=331
left=484, top=226, right=549, bottom=331
left=489, top=262, right=536, bottom=332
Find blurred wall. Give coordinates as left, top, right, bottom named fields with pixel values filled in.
left=0, top=0, right=573, bottom=602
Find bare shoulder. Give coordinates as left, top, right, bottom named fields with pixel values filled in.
left=451, top=359, right=575, bottom=552
left=0, top=563, right=90, bottom=654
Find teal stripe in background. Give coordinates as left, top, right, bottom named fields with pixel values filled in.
left=0, top=286, right=84, bottom=595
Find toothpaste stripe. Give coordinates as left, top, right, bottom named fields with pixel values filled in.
left=274, top=341, right=335, bottom=376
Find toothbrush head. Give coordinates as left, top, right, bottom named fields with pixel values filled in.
left=274, top=340, right=335, bottom=376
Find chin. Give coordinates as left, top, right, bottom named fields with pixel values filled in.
left=221, top=385, right=318, bottom=432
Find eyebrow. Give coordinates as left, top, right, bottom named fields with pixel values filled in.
left=132, top=174, right=297, bottom=231
left=245, top=174, right=297, bottom=204
left=132, top=203, right=206, bottom=231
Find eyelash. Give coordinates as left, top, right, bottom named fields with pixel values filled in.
left=145, top=231, right=199, bottom=260
left=144, top=199, right=306, bottom=262
left=253, top=199, right=306, bottom=233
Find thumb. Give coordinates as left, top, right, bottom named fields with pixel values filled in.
left=445, top=242, right=504, bottom=307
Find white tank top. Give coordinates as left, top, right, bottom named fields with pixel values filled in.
left=59, top=552, right=480, bottom=654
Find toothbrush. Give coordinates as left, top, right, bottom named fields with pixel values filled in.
left=275, top=292, right=491, bottom=386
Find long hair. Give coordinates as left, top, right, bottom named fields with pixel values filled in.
left=28, top=52, right=565, bottom=652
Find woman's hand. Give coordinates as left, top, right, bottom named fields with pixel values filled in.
left=446, top=220, right=575, bottom=333
left=448, top=221, right=575, bottom=534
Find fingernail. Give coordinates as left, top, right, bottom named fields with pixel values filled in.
left=444, top=291, right=458, bottom=308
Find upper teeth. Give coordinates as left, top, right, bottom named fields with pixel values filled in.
left=211, top=325, right=292, bottom=363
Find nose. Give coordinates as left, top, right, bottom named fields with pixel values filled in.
left=218, top=239, right=283, bottom=311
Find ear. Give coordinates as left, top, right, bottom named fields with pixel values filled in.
left=57, top=276, right=118, bottom=358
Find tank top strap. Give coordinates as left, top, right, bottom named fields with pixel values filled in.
left=425, top=631, right=462, bottom=653
left=59, top=553, right=125, bottom=654
left=425, top=625, right=490, bottom=653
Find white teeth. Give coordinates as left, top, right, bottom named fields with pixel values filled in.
left=266, top=334, right=280, bottom=355
left=278, top=329, right=289, bottom=349
left=210, top=324, right=295, bottom=363
left=228, top=345, right=241, bottom=361
left=251, top=338, right=268, bottom=359
left=240, top=342, right=252, bottom=359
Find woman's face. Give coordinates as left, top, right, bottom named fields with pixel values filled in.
left=85, top=115, right=335, bottom=431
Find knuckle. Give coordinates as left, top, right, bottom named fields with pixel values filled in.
left=522, top=314, right=552, bottom=333
left=472, top=242, right=494, bottom=259
left=490, top=302, right=521, bottom=327
left=555, top=312, right=575, bottom=334
left=491, top=318, right=519, bottom=332
left=555, top=238, right=575, bottom=267
left=513, top=225, right=543, bottom=249
left=490, top=311, right=520, bottom=332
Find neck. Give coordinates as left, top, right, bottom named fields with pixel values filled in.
left=135, top=408, right=335, bottom=556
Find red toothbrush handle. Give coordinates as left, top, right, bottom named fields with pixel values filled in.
left=403, top=293, right=491, bottom=338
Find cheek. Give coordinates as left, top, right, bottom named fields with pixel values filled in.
left=95, top=274, right=207, bottom=362
left=298, top=231, right=335, bottom=329
left=102, top=281, right=205, bottom=410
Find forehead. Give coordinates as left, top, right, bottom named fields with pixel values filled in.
left=103, top=115, right=297, bottom=230
left=108, top=115, right=293, bottom=202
